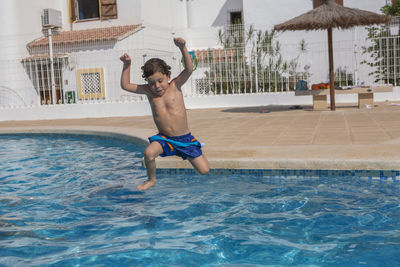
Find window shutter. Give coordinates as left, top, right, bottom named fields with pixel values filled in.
left=100, top=0, right=118, bottom=20
left=70, top=0, right=78, bottom=22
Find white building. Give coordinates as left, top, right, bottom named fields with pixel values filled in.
left=0, top=0, right=395, bottom=121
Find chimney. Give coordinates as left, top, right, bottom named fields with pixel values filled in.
left=313, top=0, right=343, bottom=8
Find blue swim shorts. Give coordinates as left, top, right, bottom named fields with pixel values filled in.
left=148, top=133, right=203, bottom=160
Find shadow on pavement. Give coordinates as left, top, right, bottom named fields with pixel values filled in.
left=221, top=105, right=313, bottom=113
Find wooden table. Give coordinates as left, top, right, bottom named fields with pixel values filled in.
left=295, top=86, right=393, bottom=110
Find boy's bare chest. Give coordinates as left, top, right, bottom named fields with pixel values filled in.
left=151, top=90, right=184, bottom=113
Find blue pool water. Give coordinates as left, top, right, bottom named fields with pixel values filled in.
left=0, top=133, right=400, bottom=266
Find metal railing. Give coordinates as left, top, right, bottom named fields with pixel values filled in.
left=192, top=46, right=310, bottom=95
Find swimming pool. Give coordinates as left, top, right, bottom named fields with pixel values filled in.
left=0, top=133, right=399, bottom=266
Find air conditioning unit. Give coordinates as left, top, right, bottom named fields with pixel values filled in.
left=42, top=8, right=62, bottom=28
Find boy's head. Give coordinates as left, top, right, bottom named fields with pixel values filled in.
left=142, top=58, right=172, bottom=96
left=141, top=58, right=171, bottom=80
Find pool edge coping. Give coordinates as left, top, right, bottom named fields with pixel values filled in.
left=1, top=128, right=399, bottom=172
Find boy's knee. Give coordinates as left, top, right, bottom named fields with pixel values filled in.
left=144, top=147, right=157, bottom=161
left=198, top=166, right=210, bottom=175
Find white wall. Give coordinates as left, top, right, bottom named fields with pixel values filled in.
left=0, top=0, right=396, bottom=120
left=243, top=0, right=311, bottom=28
left=345, top=0, right=386, bottom=11
left=243, top=0, right=386, bottom=28
left=181, top=0, right=243, bottom=49
left=185, top=0, right=388, bottom=51
left=69, top=0, right=142, bottom=30
left=240, top=0, right=388, bottom=86
left=141, top=0, right=186, bottom=29
left=0, top=0, right=66, bottom=59
left=70, top=0, right=187, bottom=31
left=0, top=0, right=65, bottom=106
left=0, top=101, right=151, bottom=121
left=186, top=0, right=243, bottom=28
left=113, top=0, right=142, bottom=26
left=139, top=0, right=244, bottom=50
left=242, top=0, right=387, bottom=48
left=2, top=0, right=388, bottom=60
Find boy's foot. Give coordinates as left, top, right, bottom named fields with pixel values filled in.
left=137, top=180, right=156, bottom=191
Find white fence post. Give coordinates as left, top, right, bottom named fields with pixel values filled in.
left=48, top=28, right=57, bottom=105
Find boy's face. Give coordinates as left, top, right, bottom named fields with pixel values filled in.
left=147, top=72, right=170, bottom=96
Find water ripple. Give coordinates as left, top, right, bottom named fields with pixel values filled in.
left=0, top=134, right=400, bottom=266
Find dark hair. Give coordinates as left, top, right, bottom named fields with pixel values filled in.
left=141, top=58, right=171, bottom=80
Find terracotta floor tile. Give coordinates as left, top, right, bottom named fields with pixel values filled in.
left=1, top=102, right=400, bottom=170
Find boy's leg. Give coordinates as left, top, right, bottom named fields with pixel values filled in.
left=188, top=154, right=210, bottom=175
left=139, top=141, right=163, bottom=191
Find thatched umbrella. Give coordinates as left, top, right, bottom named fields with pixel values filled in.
left=274, top=0, right=391, bottom=110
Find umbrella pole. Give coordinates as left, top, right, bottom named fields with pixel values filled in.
left=328, top=27, right=336, bottom=111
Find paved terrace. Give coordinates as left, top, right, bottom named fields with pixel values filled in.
left=1, top=102, right=400, bottom=171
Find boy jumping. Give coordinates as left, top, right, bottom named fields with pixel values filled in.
left=120, top=38, right=210, bottom=190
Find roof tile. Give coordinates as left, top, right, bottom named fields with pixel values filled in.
left=27, top=24, right=142, bottom=49
left=194, top=48, right=243, bottom=63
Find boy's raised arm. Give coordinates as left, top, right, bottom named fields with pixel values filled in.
left=120, top=53, right=147, bottom=94
left=173, top=38, right=193, bottom=88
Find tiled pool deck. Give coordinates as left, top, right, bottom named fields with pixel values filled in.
left=1, top=102, right=400, bottom=172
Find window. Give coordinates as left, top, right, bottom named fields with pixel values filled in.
left=77, top=0, right=100, bottom=20
left=77, top=68, right=105, bottom=100
left=37, top=60, right=64, bottom=104
left=230, top=11, right=242, bottom=25
left=22, top=57, right=66, bottom=105
left=70, top=0, right=118, bottom=22
left=227, top=11, right=244, bottom=47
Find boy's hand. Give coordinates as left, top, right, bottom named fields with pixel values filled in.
left=174, top=38, right=186, bottom=49
left=120, top=53, right=131, bottom=65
